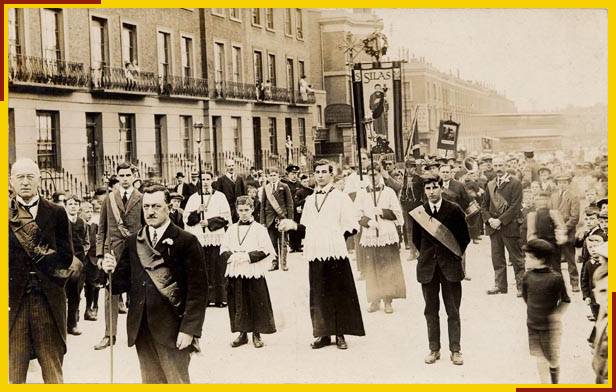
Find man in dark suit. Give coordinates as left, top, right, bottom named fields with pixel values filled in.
left=411, top=174, right=470, bottom=366
left=400, top=160, right=425, bottom=250
left=551, top=173, right=580, bottom=291
left=173, top=172, right=195, bottom=210
left=260, top=167, right=294, bottom=271
left=9, top=158, right=74, bottom=383
left=95, top=162, right=144, bottom=350
left=439, top=164, right=471, bottom=211
left=282, top=164, right=303, bottom=252
left=481, top=156, right=525, bottom=297
left=102, top=184, right=207, bottom=384
left=411, top=176, right=470, bottom=365
left=213, top=159, right=246, bottom=223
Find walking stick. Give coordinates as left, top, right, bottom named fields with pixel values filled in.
left=108, top=271, right=114, bottom=383
left=108, top=250, right=115, bottom=384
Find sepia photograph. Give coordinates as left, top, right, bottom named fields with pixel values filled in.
left=6, top=6, right=608, bottom=385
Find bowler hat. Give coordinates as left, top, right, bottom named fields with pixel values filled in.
left=286, top=164, right=300, bottom=173
left=176, top=171, right=185, bottom=179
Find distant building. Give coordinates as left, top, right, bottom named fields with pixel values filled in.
left=400, top=56, right=517, bottom=155
left=466, top=113, right=564, bottom=153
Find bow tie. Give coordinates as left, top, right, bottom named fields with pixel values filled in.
left=367, top=186, right=383, bottom=192
left=316, top=190, right=326, bottom=195
left=238, top=220, right=253, bottom=226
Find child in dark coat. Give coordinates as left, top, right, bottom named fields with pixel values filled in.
left=522, top=239, right=571, bottom=384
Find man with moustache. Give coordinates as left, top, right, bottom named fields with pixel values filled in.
left=9, top=159, right=73, bottom=383
left=214, top=159, right=247, bottom=223
left=482, top=156, right=525, bottom=297
left=101, top=185, right=207, bottom=383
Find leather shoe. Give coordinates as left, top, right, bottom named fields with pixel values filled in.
left=335, top=335, right=347, bottom=350
left=252, top=333, right=264, bottom=348
left=84, top=309, right=97, bottom=321
left=384, top=302, right=394, bottom=314
left=451, top=351, right=464, bottom=365
left=367, top=302, right=380, bottom=313
left=68, top=327, right=82, bottom=336
left=310, top=336, right=331, bottom=349
left=231, top=332, right=248, bottom=348
left=94, top=336, right=116, bottom=350
left=424, top=351, right=440, bottom=364
left=268, top=264, right=279, bottom=271
left=281, top=264, right=289, bottom=271
left=464, top=276, right=472, bottom=281
left=487, top=287, right=507, bottom=295
left=118, top=301, right=128, bottom=314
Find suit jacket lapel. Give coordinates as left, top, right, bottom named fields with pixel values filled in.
left=113, top=190, right=126, bottom=214
left=125, top=190, right=141, bottom=214
left=154, top=222, right=179, bottom=254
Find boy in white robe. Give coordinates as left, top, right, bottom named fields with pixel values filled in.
left=356, top=165, right=406, bottom=313
left=221, top=196, right=277, bottom=348
left=184, top=171, right=232, bottom=307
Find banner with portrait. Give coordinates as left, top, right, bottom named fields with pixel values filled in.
left=352, top=62, right=404, bottom=161
left=437, top=120, right=460, bottom=151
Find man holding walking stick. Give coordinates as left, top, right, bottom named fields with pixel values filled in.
left=101, top=185, right=207, bottom=383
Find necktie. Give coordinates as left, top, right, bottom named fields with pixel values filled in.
left=19, top=200, right=38, bottom=215
left=151, top=229, right=158, bottom=246
left=433, top=206, right=438, bottom=215
left=123, top=191, right=129, bottom=206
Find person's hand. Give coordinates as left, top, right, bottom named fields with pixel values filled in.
left=367, top=219, right=378, bottom=229
left=584, top=297, right=592, bottom=305
left=296, top=206, right=302, bottom=213
left=200, top=219, right=209, bottom=227
left=277, top=219, right=297, bottom=232
left=101, top=252, right=116, bottom=273
left=176, top=332, right=193, bottom=350
left=97, top=256, right=104, bottom=270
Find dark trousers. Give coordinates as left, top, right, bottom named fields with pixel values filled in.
left=204, top=245, right=226, bottom=304
left=135, top=315, right=191, bottom=383
left=9, top=291, right=64, bottom=383
left=267, top=223, right=284, bottom=267
left=489, top=232, right=525, bottom=291
left=84, top=281, right=100, bottom=313
left=560, top=243, right=579, bottom=284
left=65, top=268, right=85, bottom=329
left=84, top=261, right=102, bottom=312
left=421, top=265, right=462, bottom=352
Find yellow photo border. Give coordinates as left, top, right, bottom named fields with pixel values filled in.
left=1, top=1, right=612, bottom=390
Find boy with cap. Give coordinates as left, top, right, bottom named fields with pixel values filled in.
left=522, top=239, right=571, bottom=384
left=581, top=234, right=606, bottom=324
left=169, top=192, right=185, bottom=229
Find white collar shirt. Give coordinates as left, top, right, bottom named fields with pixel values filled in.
left=16, top=194, right=40, bottom=219
left=149, top=219, right=171, bottom=247
left=428, top=198, right=443, bottom=214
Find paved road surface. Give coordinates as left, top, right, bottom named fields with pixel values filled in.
left=24, top=236, right=596, bottom=383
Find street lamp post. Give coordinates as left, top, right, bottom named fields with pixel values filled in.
left=193, top=122, right=206, bottom=233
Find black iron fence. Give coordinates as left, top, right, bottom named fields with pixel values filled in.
left=92, top=65, right=159, bottom=93
left=8, top=54, right=90, bottom=88
left=39, top=168, right=90, bottom=201
left=159, top=75, right=209, bottom=98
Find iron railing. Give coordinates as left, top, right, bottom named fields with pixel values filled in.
left=92, top=65, right=159, bottom=93
left=8, top=54, right=90, bottom=88
left=212, top=80, right=257, bottom=101
left=159, top=75, right=209, bottom=98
